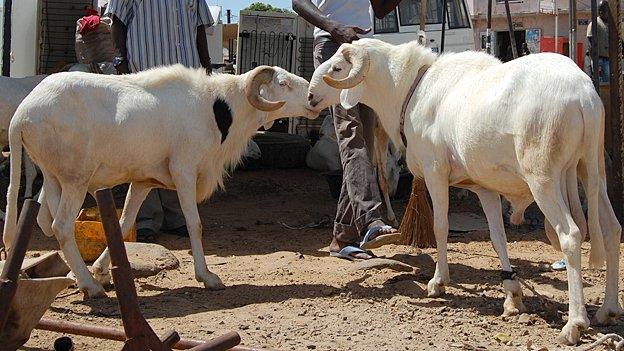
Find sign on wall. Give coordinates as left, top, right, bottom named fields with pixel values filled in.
left=526, top=28, right=541, bottom=53
left=539, top=0, right=555, bottom=14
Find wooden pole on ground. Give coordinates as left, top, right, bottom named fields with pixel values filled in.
left=441, top=0, right=448, bottom=52
left=486, top=0, right=492, bottom=54
left=607, top=0, right=623, bottom=221
left=503, top=0, right=517, bottom=59
left=2, top=0, right=12, bottom=76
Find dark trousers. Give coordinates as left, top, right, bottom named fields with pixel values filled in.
left=313, top=36, right=383, bottom=245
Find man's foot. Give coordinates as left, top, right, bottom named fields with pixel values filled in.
left=163, top=225, right=189, bottom=237
left=329, top=238, right=374, bottom=261
left=360, top=219, right=401, bottom=250
left=137, top=228, right=158, bottom=243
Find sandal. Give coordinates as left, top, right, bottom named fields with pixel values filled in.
left=360, top=225, right=401, bottom=250
left=329, top=245, right=375, bottom=261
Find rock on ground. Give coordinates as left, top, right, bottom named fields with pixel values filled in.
left=125, top=242, right=179, bottom=278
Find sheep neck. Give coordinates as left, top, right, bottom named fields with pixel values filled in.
left=360, top=44, right=437, bottom=151
left=196, top=75, right=264, bottom=193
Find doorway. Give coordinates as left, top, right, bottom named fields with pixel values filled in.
left=496, top=30, right=526, bottom=62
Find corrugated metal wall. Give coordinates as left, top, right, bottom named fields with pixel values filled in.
left=39, top=0, right=92, bottom=74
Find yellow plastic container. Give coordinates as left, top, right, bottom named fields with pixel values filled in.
left=74, top=207, right=136, bottom=263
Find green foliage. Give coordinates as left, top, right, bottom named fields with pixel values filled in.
left=244, top=2, right=293, bottom=13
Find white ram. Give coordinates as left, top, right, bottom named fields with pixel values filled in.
left=3, top=65, right=317, bottom=298
left=307, top=39, right=621, bottom=345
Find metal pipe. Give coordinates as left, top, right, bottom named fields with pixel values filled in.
left=95, top=189, right=141, bottom=334
left=486, top=0, right=492, bottom=54
left=569, top=0, right=577, bottom=62
left=162, top=330, right=181, bottom=348
left=36, top=319, right=264, bottom=351
left=440, top=0, right=447, bottom=53
left=554, top=0, right=558, bottom=53
left=189, top=332, right=241, bottom=351
left=503, top=0, right=517, bottom=59
left=590, top=0, right=599, bottom=90
left=2, top=0, right=12, bottom=76
left=0, top=199, right=40, bottom=331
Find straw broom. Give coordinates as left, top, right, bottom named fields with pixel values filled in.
left=399, top=178, right=436, bottom=248
left=397, top=0, right=435, bottom=249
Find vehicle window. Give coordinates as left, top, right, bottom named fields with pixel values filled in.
left=398, top=0, right=443, bottom=26
left=374, top=8, right=399, bottom=33
left=447, top=0, right=470, bottom=29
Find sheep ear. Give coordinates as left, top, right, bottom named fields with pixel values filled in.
left=340, top=85, right=363, bottom=110
left=258, top=112, right=274, bottom=130
left=263, top=119, right=275, bottom=130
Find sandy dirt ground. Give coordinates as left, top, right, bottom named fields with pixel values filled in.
left=13, top=168, right=624, bottom=351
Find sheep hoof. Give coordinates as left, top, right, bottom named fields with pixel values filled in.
left=502, top=279, right=526, bottom=316
left=200, top=273, right=225, bottom=290
left=594, top=304, right=624, bottom=325
left=92, top=268, right=112, bottom=286
left=427, top=279, right=445, bottom=297
left=557, top=319, right=588, bottom=345
left=81, top=283, right=107, bottom=299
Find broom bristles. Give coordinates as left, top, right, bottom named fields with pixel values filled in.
left=399, top=178, right=436, bottom=248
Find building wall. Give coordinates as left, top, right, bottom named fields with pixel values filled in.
left=471, top=0, right=592, bottom=63
left=473, top=12, right=591, bottom=49
left=472, top=0, right=590, bottom=17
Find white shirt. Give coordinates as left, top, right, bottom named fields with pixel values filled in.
left=312, top=0, right=374, bottom=39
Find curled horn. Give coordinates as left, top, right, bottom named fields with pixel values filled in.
left=322, top=46, right=370, bottom=89
left=245, top=66, right=286, bottom=112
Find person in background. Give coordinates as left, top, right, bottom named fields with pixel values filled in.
left=106, top=0, right=214, bottom=242
left=293, top=0, right=401, bottom=260
left=521, top=42, right=530, bottom=56
left=584, top=49, right=593, bottom=76
left=587, top=0, right=610, bottom=85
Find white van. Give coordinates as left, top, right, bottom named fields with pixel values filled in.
left=373, top=0, right=474, bottom=53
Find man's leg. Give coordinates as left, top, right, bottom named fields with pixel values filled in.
left=314, top=37, right=395, bottom=259
left=160, top=189, right=187, bottom=235
left=136, top=189, right=164, bottom=241
left=314, top=37, right=368, bottom=258
left=334, top=103, right=389, bottom=236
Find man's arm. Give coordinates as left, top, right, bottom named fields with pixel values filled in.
left=111, top=15, right=130, bottom=74
left=292, top=0, right=370, bottom=44
left=196, top=25, right=212, bottom=75
left=369, top=0, right=402, bottom=19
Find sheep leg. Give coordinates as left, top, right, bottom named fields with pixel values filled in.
left=528, top=177, right=588, bottom=345
left=23, top=153, right=37, bottom=198
left=173, top=173, right=224, bottom=290
left=52, top=184, right=106, bottom=298
left=374, top=127, right=398, bottom=227
left=92, top=182, right=152, bottom=286
left=594, top=179, right=623, bottom=324
left=424, top=170, right=450, bottom=297
left=36, top=184, right=55, bottom=237
left=475, top=188, right=525, bottom=316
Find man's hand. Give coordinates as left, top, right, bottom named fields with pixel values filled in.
left=329, top=24, right=372, bottom=44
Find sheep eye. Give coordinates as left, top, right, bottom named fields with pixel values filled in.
left=333, top=67, right=342, bottom=72
left=278, top=80, right=288, bottom=87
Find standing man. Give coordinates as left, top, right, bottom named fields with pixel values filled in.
left=106, top=0, right=214, bottom=242
left=293, top=0, right=400, bottom=260
left=587, top=0, right=610, bottom=84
